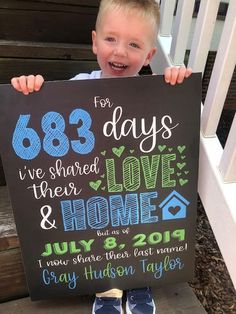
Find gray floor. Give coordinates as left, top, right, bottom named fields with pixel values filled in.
left=0, top=283, right=206, bottom=314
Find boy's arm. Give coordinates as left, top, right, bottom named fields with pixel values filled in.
left=11, top=75, right=44, bottom=95
left=164, top=66, right=192, bottom=85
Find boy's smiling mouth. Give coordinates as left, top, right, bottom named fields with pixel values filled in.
left=109, top=62, right=128, bottom=70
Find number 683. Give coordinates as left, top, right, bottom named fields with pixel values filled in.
left=12, top=109, right=95, bottom=160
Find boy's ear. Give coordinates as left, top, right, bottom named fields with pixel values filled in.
left=144, top=47, right=157, bottom=66
left=92, top=30, right=97, bottom=55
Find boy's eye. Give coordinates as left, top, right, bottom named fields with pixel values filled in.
left=130, top=42, right=140, bottom=49
left=105, top=37, right=115, bottom=42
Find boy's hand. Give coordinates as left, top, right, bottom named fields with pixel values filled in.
left=11, top=75, right=44, bottom=95
left=164, top=66, right=192, bottom=85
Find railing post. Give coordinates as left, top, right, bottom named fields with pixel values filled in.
left=159, top=0, right=176, bottom=37
left=169, top=0, right=195, bottom=65
left=188, top=0, right=220, bottom=73
left=201, top=0, right=236, bottom=137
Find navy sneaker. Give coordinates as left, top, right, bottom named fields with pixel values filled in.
left=126, top=287, right=156, bottom=314
left=92, top=297, right=123, bottom=314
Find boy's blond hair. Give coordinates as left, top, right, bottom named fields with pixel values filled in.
left=96, top=0, right=160, bottom=43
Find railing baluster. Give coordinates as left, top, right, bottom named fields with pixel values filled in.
left=201, top=0, right=236, bottom=137
left=159, top=0, right=176, bottom=37
left=169, top=0, right=195, bottom=65
left=188, top=0, right=220, bottom=73
left=219, top=114, right=236, bottom=182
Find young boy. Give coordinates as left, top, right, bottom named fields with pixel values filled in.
left=11, top=1, right=192, bottom=313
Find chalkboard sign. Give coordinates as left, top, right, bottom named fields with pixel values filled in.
left=0, top=75, right=201, bottom=300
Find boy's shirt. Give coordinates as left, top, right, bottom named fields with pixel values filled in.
left=71, top=70, right=102, bottom=80
left=70, top=70, right=140, bottom=81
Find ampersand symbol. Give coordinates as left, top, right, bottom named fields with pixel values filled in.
left=40, top=205, right=57, bottom=230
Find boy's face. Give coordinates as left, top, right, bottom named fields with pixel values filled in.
left=92, top=7, right=157, bottom=78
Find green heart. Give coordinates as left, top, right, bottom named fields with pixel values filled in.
left=101, top=186, right=106, bottom=191
left=178, top=146, right=186, bottom=154
left=177, top=162, right=186, bottom=170
left=168, top=148, right=173, bottom=152
left=89, top=180, right=102, bottom=191
left=179, top=178, right=188, bottom=186
left=181, top=155, right=186, bottom=160
left=100, top=174, right=105, bottom=178
left=177, top=173, right=182, bottom=177
left=184, top=171, right=189, bottom=175
left=113, top=146, right=125, bottom=157
left=158, top=145, right=166, bottom=152
left=130, top=150, right=135, bottom=154
left=101, top=150, right=106, bottom=156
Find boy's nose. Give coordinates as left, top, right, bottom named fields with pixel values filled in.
left=114, top=44, right=127, bottom=57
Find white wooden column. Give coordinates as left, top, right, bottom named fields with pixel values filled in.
left=169, top=0, right=195, bottom=65
left=201, top=0, right=236, bottom=137
left=159, top=0, right=176, bottom=37
left=188, top=0, right=220, bottom=73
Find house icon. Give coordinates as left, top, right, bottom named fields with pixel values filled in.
left=159, top=190, right=190, bottom=220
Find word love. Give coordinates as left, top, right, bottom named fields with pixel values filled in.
left=103, top=106, right=179, bottom=153
left=106, top=153, right=177, bottom=192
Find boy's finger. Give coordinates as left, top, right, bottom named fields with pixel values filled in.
left=11, top=77, right=22, bottom=92
left=164, top=67, right=172, bottom=83
left=185, top=67, right=192, bottom=78
left=34, top=75, right=44, bottom=91
left=169, top=67, right=179, bottom=85
left=18, top=76, right=29, bottom=95
left=27, top=75, right=36, bottom=93
left=177, top=66, right=187, bottom=84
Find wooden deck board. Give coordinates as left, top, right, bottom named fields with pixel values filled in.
left=0, top=186, right=19, bottom=251
left=0, top=248, right=28, bottom=301
left=0, top=283, right=206, bottom=313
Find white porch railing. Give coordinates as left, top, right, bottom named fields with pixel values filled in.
left=151, top=0, right=236, bottom=289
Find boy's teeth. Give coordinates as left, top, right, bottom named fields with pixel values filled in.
left=110, top=62, right=127, bottom=69
left=114, top=63, right=124, bottom=67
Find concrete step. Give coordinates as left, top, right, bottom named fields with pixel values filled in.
left=0, top=283, right=206, bottom=314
